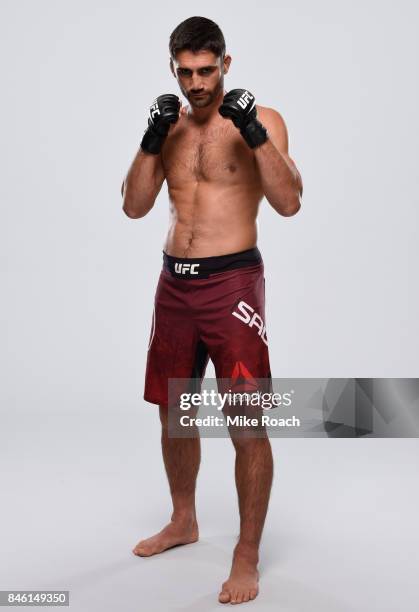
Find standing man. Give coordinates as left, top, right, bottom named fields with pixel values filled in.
left=122, top=16, right=302, bottom=605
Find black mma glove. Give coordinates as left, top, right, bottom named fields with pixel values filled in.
left=140, top=94, right=181, bottom=154
left=218, top=89, right=268, bottom=149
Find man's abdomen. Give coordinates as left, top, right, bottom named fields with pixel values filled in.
left=164, top=183, right=262, bottom=258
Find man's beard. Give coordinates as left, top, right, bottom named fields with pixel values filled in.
left=189, top=92, right=213, bottom=108
left=186, top=78, right=224, bottom=108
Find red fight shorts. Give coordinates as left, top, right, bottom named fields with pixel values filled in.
left=143, top=247, right=272, bottom=407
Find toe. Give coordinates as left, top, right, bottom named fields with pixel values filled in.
left=133, top=545, right=152, bottom=557
left=218, top=589, right=231, bottom=604
left=249, top=588, right=258, bottom=600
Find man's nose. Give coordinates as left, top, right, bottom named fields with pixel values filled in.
left=191, top=75, right=203, bottom=91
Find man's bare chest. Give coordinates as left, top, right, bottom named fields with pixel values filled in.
left=162, top=121, right=258, bottom=184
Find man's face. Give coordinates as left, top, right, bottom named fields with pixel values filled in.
left=170, top=49, right=231, bottom=108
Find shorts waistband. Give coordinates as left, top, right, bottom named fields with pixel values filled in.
left=163, top=247, right=262, bottom=279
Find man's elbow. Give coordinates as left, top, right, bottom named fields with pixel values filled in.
left=281, top=196, right=301, bottom=217
left=123, top=205, right=142, bottom=219
left=121, top=186, right=155, bottom=219
left=280, top=169, right=303, bottom=216
left=273, top=190, right=301, bottom=217
left=122, top=200, right=153, bottom=219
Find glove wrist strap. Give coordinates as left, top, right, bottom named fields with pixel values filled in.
left=240, top=119, right=268, bottom=149
left=140, top=127, right=166, bottom=154
left=140, top=118, right=170, bottom=155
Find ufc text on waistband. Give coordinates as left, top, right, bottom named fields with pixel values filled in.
left=163, top=247, right=262, bottom=279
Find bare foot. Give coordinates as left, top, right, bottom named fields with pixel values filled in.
left=132, top=518, right=199, bottom=557
left=219, top=545, right=259, bottom=604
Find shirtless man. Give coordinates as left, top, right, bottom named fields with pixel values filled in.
left=122, top=16, right=302, bottom=606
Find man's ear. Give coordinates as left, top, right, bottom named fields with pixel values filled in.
left=223, top=54, right=232, bottom=75
left=169, top=57, right=176, bottom=77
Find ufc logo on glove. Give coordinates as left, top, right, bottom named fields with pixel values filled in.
left=150, top=101, right=160, bottom=119
left=237, top=91, right=254, bottom=109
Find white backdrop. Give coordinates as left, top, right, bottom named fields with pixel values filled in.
left=1, top=2, right=418, bottom=611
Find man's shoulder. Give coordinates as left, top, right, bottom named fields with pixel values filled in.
left=256, top=105, right=289, bottom=153
left=256, top=105, right=286, bottom=127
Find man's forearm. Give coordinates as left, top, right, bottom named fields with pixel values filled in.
left=122, top=149, right=164, bottom=219
left=254, top=139, right=302, bottom=216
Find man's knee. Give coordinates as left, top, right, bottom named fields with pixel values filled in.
left=230, top=433, right=271, bottom=453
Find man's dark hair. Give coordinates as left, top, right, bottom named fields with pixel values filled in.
left=169, top=16, right=226, bottom=59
